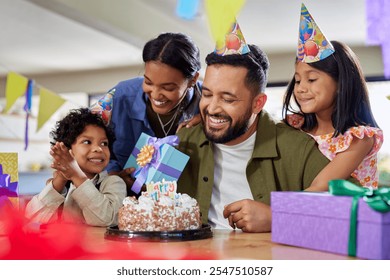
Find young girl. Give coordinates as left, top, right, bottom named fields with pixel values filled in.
left=283, top=40, right=383, bottom=191
left=25, top=108, right=126, bottom=226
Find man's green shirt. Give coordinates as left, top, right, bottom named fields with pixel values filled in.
left=177, top=110, right=330, bottom=224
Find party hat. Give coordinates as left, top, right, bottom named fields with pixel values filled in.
left=214, top=19, right=250, bottom=56
left=297, top=3, right=335, bottom=63
left=90, top=88, right=115, bottom=126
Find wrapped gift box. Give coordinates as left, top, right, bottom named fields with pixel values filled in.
left=124, top=133, right=189, bottom=193
left=271, top=191, right=390, bottom=259
left=0, top=153, right=19, bottom=208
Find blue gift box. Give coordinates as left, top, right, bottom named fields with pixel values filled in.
left=124, top=133, right=189, bottom=193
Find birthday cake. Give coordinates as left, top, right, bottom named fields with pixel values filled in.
left=118, top=180, right=201, bottom=231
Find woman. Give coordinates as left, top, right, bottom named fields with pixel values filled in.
left=106, top=33, right=202, bottom=192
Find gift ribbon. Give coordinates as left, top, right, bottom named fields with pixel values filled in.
left=328, top=180, right=390, bottom=257
left=0, top=164, right=18, bottom=197
left=131, top=135, right=180, bottom=193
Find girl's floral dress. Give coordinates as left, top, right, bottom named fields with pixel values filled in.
left=286, top=114, right=384, bottom=188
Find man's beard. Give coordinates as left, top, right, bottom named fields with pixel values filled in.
left=201, top=108, right=252, bottom=144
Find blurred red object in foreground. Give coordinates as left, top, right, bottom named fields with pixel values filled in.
left=0, top=196, right=215, bottom=260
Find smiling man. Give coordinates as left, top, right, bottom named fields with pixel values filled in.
left=177, top=44, right=329, bottom=233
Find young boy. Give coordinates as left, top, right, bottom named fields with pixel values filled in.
left=25, top=108, right=126, bottom=226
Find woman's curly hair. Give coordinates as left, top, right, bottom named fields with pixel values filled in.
left=50, top=108, right=115, bottom=152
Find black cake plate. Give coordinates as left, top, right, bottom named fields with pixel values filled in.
left=104, top=224, right=212, bottom=242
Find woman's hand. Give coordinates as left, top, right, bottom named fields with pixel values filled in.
left=176, top=114, right=201, bottom=132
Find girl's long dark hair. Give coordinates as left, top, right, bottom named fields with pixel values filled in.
left=282, top=40, right=379, bottom=136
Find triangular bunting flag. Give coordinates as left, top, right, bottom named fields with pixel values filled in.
left=5, top=72, right=28, bottom=113
left=205, top=0, right=245, bottom=49
left=36, top=88, right=66, bottom=132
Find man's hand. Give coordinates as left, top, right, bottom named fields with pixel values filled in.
left=223, top=199, right=272, bottom=233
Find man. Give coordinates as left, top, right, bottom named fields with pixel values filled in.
left=177, top=44, right=329, bottom=232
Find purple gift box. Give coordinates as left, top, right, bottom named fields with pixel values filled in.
left=0, top=163, right=18, bottom=197
left=271, top=191, right=390, bottom=259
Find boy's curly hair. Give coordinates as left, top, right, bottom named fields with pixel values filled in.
left=50, top=108, right=115, bottom=152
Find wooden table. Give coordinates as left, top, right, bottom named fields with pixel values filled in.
left=0, top=204, right=355, bottom=260
left=80, top=227, right=355, bottom=260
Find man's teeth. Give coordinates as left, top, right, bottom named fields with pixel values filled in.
left=209, top=116, right=228, bottom=123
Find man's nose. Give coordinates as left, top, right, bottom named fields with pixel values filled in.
left=205, top=97, right=221, bottom=115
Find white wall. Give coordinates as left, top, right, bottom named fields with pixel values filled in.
left=0, top=92, right=88, bottom=172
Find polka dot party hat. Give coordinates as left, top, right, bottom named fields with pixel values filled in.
left=214, top=18, right=250, bottom=56
left=297, top=3, right=335, bottom=63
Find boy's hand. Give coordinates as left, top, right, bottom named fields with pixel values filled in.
left=50, top=170, right=68, bottom=193
left=50, top=142, right=87, bottom=187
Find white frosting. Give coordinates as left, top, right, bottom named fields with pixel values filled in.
left=159, top=195, right=174, bottom=207
left=122, top=193, right=156, bottom=212
left=119, top=190, right=201, bottom=231
left=177, top=193, right=197, bottom=208
left=123, top=192, right=196, bottom=210
left=175, top=206, right=186, bottom=216
left=122, top=196, right=137, bottom=206
left=137, top=193, right=155, bottom=212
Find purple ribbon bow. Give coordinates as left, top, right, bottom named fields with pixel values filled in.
left=131, top=135, right=179, bottom=194
left=0, top=164, right=18, bottom=197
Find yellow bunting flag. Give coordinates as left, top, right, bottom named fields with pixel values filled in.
left=36, top=87, right=66, bottom=132
left=4, top=72, right=29, bottom=113
left=205, top=0, right=245, bottom=49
